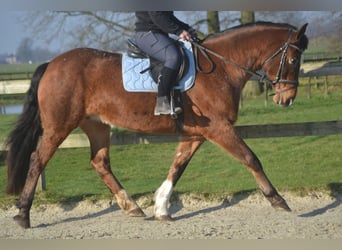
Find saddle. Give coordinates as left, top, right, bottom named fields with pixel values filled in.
left=123, top=39, right=195, bottom=120
left=126, top=39, right=188, bottom=83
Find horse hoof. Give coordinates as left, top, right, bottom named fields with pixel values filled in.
left=155, top=215, right=173, bottom=222
left=127, top=208, right=146, bottom=217
left=13, top=215, right=30, bottom=229
left=272, top=201, right=291, bottom=212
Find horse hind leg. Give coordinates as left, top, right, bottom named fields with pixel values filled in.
left=154, top=136, right=205, bottom=221
left=14, top=129, right=70, bottom=228
left=13, top=151, right=42, bottom=228
left=80, top=119, right=145, bottom=217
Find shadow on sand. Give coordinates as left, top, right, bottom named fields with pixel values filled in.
left=167, top=190, right=256, bottom=221
left=299, top=182, right=342, bottom=218
left=35, top=203, right=120, bottom=228
left=33, top=182, right=341, bottom=228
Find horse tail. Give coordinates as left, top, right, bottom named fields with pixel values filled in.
left=5, top=62, right=49, bottom=195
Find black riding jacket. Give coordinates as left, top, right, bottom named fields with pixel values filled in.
left=135, top=11, right=190, bottom=36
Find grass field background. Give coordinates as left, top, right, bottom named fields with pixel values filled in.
left=0, top=69, right=341, bottom=207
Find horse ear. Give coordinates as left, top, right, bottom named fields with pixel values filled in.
left=296, top=23, right=308, bottom=40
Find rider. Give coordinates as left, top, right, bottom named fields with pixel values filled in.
left=134, top=11, right=197, bottom=116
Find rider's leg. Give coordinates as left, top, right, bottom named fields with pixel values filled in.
left=154, top=66, right=182, bottom=115
left=135, top=32, right=182, bottom=115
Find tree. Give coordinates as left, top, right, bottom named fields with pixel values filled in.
left=329, top=12, right=342, bottom=50
left=16, top=38, right=34, bottom=63
left=19, top=11, right=217, bottom=52
left=18, top=11, right=342, bottom=54
left=207, top=11, right=220, bottom=34
left=15, top=37, right=58, bottom=63
left=240, top=11, right=255, bottom=24
left=19, top=11, right=135, bottom=52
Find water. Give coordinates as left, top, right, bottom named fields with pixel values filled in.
left=0, top=105, right=23, bottom=115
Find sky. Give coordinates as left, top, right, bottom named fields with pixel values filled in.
left=0, top=11, right=33, bottom=54
left=0, top=0, right=341, bottom=55
left=0, top=11, right=65, bottom=55
left=0, top=10, right=340, bottom=56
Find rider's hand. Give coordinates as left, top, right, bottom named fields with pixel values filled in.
left=179, top=30, right=191, bottom=41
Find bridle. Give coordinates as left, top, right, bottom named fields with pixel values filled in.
left=191, top=29, right=304, bottom=96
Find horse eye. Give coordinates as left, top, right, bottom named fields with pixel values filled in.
left=289, top=57, right=298, bottom=65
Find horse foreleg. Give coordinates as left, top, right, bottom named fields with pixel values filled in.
left=154, top=136, right=205, bottom=221
left=91, top=148, right=145, bottom=217
left=205, top=121, right=291, bottom=211
left=80, top=120, right=145, bottom=217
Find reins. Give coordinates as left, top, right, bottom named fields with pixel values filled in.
left=192, top=39, right=266, bottom=82
left=190, top=29, right=303, bottom=96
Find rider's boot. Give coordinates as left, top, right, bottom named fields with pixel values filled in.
left=154, top=67, right=182, bottom=116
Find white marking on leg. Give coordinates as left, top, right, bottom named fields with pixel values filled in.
left=154, top=180, right=173, bottom=217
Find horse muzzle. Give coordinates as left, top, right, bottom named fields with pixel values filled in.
left=272, top=90, right=296, bottom=107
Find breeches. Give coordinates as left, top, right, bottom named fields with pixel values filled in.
left=135, top=31, right=181, bottom=71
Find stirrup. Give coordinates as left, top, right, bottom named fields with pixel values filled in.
left=170, top=90, right=182, bottom=119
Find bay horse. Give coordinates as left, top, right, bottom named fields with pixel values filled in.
left=5, top=22, right=308, bottom=228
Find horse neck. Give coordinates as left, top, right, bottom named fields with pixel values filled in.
left=203, top=26, right=290, bottom=75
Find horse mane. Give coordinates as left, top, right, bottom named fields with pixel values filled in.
left=203, top=21, right=298, bottom=41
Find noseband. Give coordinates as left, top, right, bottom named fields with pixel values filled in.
left=260, top=30, right=304, bottom=97
left=191, top=29, right=304, bottom=96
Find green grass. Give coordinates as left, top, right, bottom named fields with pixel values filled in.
left=0, top=94, right=26, bottom=105
left=0, top=64, right=39, bottom=81
left=0, top=64, right=40, bottom=73
left=237, top=84, right=342, bottom=125
left=0, top=80, right=341, bottom=207
left=1, top=135, right=341, bottom=207
left=0, top=115, right=17, bottom=141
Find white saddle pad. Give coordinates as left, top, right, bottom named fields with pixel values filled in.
left=122, top=40, right=196, bottom=92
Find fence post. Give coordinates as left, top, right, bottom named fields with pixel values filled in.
left=307, top=76, right=311, bottom=99
left=324, top=75, right=328, bottom=98
left=315, top=75, right=319, bottom=89
left=264, top=81, right=268, bottom=107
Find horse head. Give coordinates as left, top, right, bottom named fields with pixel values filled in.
left=261, top=23, right=309, bottom=107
